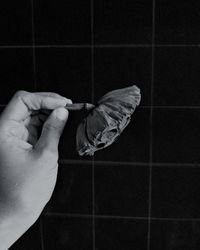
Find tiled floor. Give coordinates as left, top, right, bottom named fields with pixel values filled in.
left=1, top=0, right=200, bottom=249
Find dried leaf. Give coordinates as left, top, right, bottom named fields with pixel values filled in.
left=76, top=85, right=141, bottom=156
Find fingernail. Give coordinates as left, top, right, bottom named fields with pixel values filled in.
left=55, top=107, right=68, bottom=120
left=62, top=97, right=72, bottom=104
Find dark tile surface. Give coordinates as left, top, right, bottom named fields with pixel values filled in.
left=94, top=0, right=152, bottom=44
left=153, top=109, right=200, bottom=163
left=151, top=166, right=200, bottom=218
left=10, top=219, right=42, bottom=250
left=154, top=47, right=200, bottom=106
left=0, top=1, right=32, bottom=45
left=34, top=0, right=91, bottom=45
left=43, top=216, right=93, bottom=250
left=96, top=218, right=148, bottom=250
left=95, top=164, right=149, bottom=216
left=94, top=48, right=152, bottom=106
left=36, top=48, right=91, bottom=102
left=95, top=108, right=150, bottom=163
left=0, top=49, right=34, bottom=103
left=155, top=0, right=200, bottom=44
left=45, top=163, right=92, bottom=214
left=150, top=220, right=200, bottom=250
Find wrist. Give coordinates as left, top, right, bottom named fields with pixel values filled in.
left=0, top=201, right=37, bottom=250
left=0, top=193, right=41, bottom=226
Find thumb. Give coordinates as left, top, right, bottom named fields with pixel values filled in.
left=35, top=107, right=69, bottom=153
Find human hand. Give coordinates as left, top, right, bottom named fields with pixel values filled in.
left=0, top=91, right=71, bottom=249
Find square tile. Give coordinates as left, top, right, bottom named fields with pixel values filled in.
left=153, top=109, right=200, bottom=163
left=43, top=215, right=93, bottom=250
left=34, top=0, right=91, bottom=45
left=96, top=218, right=148, bottom=250
left=94, top=0, right=152, bottom=44
left=10, top=219, right=42, bottom=250
left=45, top=163, right=92, bottom=214
left=155, top=0, right=200, bottom=44
left=95, top=164, right=149, bottom=217
left=150, top=220, right=200, bottom=250
left=151, top=166, right=200, bottom=218
left=36, top=48, right=91, bottom=102
left=94, top=48, right=152, bottom=106
left=0, top=1, right=32, bottom=45
left=0, top=49, right=34, bottom=103
left=154, top=47, right=200, bottom=106
left=95, top=108, right=150, bottom=163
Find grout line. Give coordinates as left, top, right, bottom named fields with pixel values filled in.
left=44, top=212, right=148, bottom=220
left=31, top=0, right=37, bottom=91
left=58, top=159, right=200, bottom=168
left=31, top=1, right=43, bottom=249
left=91, top=0, right=96, bottom=249
left=94, top=44, right=152, bottom=48
left=94, top=44, right=200, bottom=48
left=139, top=106, right=200, bottom=109
left=147, top=0, right=156, bottom=249
left=0, top=45, right=91, bottom=49
left=92, top=158, right=96, bottom=250
left=0, top=44, right=200, bottom=49
left=44, top=212, right=92, bottom=218
left=150, top=162, right=200, bottom=168
left=39, top=217, right=45, bottom=250
left=151, top=217, right=200, bottom=222
left=153, top=44, right=200, bottom=47
left=44, top=212, right=200, bottom=222
left=0, top=45, right=34, bottom=49
left=59, top=159, right=149, bottom=166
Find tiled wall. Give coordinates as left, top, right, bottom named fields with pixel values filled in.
left=1, top=0, right=200, bottom=249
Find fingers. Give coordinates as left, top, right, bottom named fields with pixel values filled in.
left=1, top=91, right=72, bottom=121
left=34, top=107, right=69, bottom=154
left=34, top=92, right=66, bottom=98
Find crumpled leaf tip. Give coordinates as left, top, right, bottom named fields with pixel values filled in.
left=76, top=84, right=141, bottom=156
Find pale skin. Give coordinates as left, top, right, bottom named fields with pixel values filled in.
left=0, top=91, right=72, bottom=250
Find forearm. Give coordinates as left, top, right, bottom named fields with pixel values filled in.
left=0, top=202, right=36, bottom=250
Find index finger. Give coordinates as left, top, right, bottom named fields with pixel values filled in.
left=1, top=91, right=72, bottom=121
